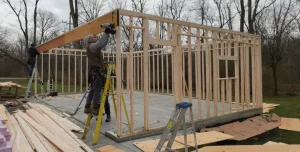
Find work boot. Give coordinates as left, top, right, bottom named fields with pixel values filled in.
left=105, top=115, right=111, bottom=122
left=84, top=106, right=91, bottom=114
left=92, top=106, right=100, bottom=115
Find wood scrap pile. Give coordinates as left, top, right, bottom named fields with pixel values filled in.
left=6, top=102, right=94, bottom=152
left=201, top=114, right=281, bottom=141
left=193, top=145, right=300, bottom=152
left=263, top=103, right=280, bottom=113
left=0, top=82, right=24, bottom=88
left=133, top=131, right=234, bottom=152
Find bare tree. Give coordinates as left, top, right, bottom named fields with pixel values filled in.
left=213, top=0, right=236, bottom=28
left=78, top=0, right=105, bottom=24
left=3, top=0, right=29, bottom=51
left=191, top=0, right=213, bottom=26
left=248, top=0, right=276, bottom=34
left=69, top=0, right=79, bottom=28
left=33, top=0, right=40, bottom=44
left=0, top=27, right=28, bottom=70
left=108, top=0, right=128, bottom=11
left=69, top=0, right=81, bottom=48
left=256, top=0, right=300, bottom=95
left=235, top=0, right=276, bottom=33
left=240, top=0, right=246, bottom=32
left=165, top=0, right=187, bottom=20
left=37, top=9, right=60, bottom=44
left=233, top=0, right=246, bottom=31
left=105, top=0, right=128, bottom=52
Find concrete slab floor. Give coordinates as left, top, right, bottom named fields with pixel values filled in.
left=35, top=91, right=232, bottom=134
left=29, top=91, right=234, bottom=151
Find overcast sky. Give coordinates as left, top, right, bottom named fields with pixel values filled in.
left=0, top=0, right=70, bottom=32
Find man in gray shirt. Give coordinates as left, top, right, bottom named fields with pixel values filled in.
left=83, top=27, right=116, bottom=122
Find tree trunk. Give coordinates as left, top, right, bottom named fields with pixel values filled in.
left=272, top=64, right=278, bottom=96
left=248, top=0, right=255, bottom=34
left=0, top=49, right=29, bottom=71
left=33, top=0, right=39, bottom=44
left=240, top=0, right=245, bottom=32
left=69, top=0, right=80, bottom=48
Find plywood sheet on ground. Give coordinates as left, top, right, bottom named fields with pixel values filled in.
left=279, top=117, right=300, bottom=132
left=196, top=145, right=300, bottom=152
left=264, top=141, right=287, bottom=145
left=201, top=114, right=281, bottom=141
left=97, top=145, right=125, bottom=152
left=133, top=131, right=234, bottom=152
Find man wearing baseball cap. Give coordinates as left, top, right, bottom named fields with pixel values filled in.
left=83, top=27, right=116, bottom=122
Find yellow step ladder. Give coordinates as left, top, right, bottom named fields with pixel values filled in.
left=81, top=61, right=131, bottom=145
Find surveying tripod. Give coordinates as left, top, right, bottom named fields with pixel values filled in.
left=81, top=61, right=131, bottom=145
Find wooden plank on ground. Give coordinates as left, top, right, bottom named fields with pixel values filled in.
left=14, top=114, right=48, bottom=152
left=39, top=104, right=83, bottom=132
left=30, top=125, right=61, bottom=152
left=6, top=115, right=15, bottom=144
left=196, top=145, right=300, bottom=152
left=0, top=105, right=8, bottom=124
left=29, top=103, right=83, bottom=132
left=29, top=109, right=92, bottom=152
left=9, top=115, right=33, bottom=152
left=97, top=145, right=125, bottom=152
left=15, top=111, right=76, bottom=151
left=133, top=131, right=234, bottom=152
left=28, top=109, right=83, bottom=151
left=31, top=105, right=93, bottom=152
left=279, top=117, right=300, bottom=132
left=201, top=114, right=281, bottom=141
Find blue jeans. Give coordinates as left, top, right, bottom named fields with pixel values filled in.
left=29, top=64, right=35, bottom=77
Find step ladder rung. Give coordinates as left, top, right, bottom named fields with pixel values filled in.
left=81, top=62, right=132, bottom=145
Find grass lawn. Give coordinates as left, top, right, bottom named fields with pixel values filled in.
left=0, top=79, right=86, bottom=98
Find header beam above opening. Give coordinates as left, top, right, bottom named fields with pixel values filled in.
left=36, top=9, right=119, bottom=53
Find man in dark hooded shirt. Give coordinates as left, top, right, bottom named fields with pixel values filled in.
left=27, top=43, right=40, bottom=78
left=83, top=27, right=116, bottom=122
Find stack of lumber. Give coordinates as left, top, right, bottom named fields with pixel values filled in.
left=6, top=102, right=94, bottom=152
left=0, top=105, right=8, bottom=124
left=0, top=82, right=24, bottom=88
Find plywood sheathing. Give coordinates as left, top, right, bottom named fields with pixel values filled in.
left=196, top=145, right=300, bottom=152
left=133, top=131, right=234, bottom=152
left=279, top=117, right=300, bottom=132
left=201, top=114, right=281, bottom=141
left=97, top=145, right=125, bottom=152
